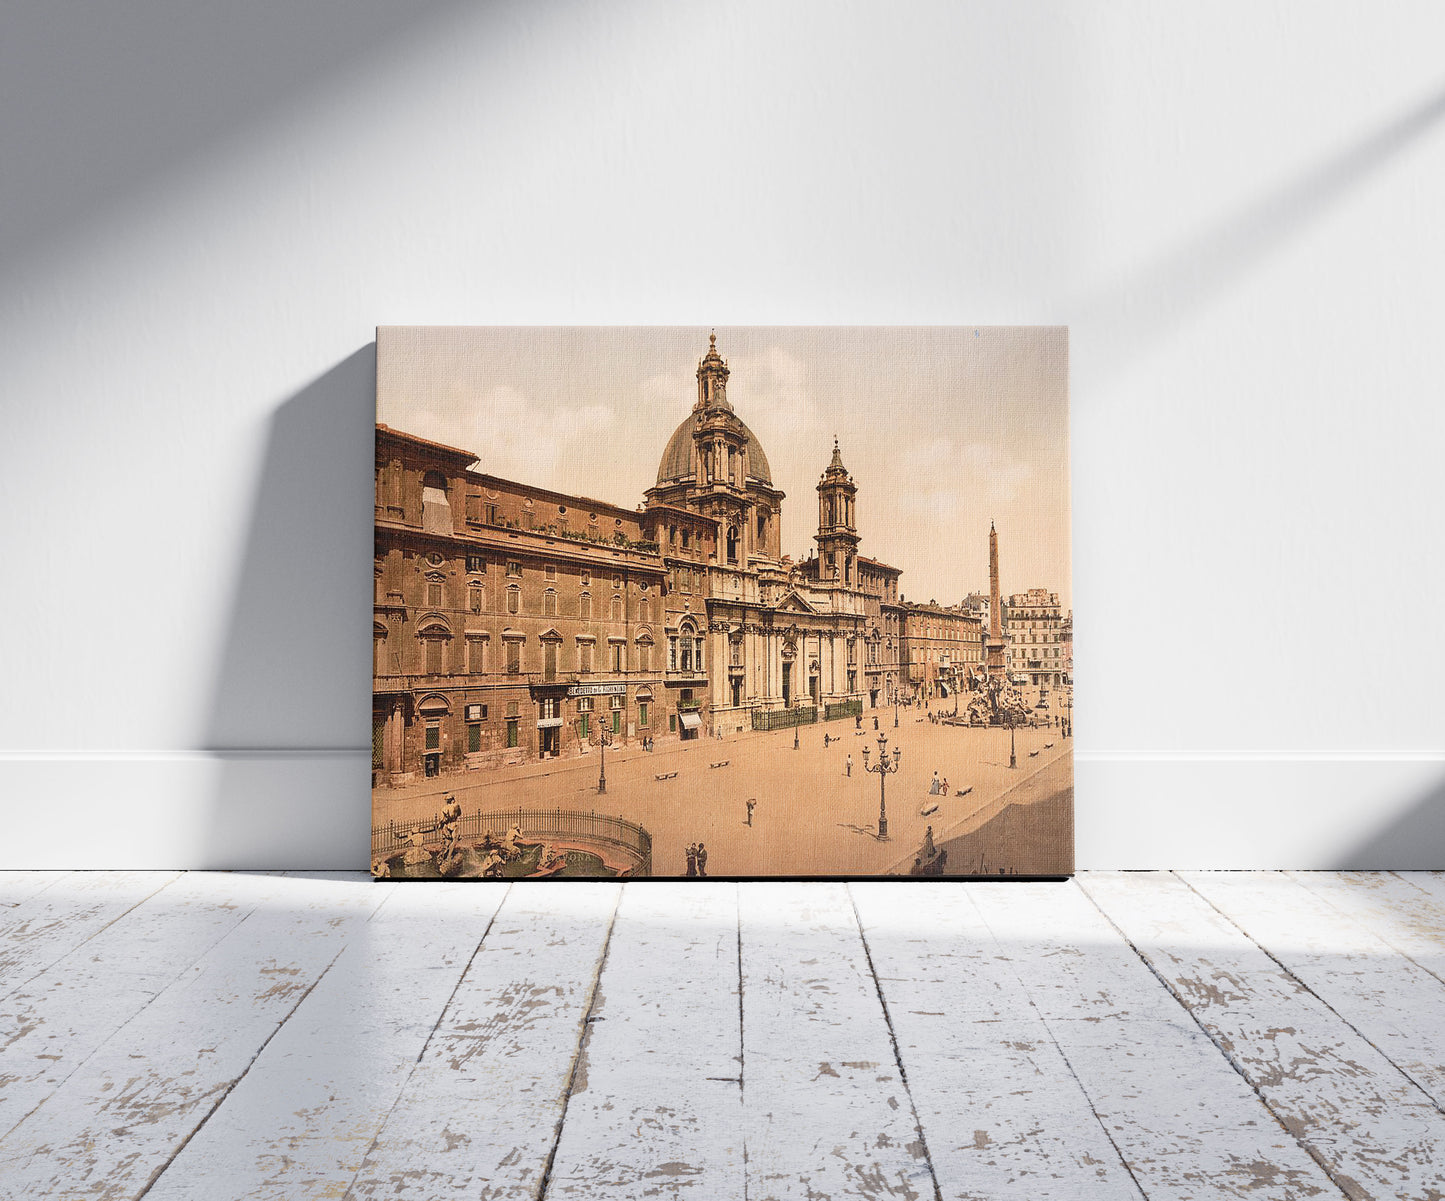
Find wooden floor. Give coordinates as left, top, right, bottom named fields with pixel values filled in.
left=2, top=874, right=1444, bottom=1199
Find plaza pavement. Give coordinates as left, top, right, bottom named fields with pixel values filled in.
left=372, top=711, right=1072, bottom=877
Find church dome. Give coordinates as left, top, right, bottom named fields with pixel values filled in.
left=655, top=414, right=774, bottom=487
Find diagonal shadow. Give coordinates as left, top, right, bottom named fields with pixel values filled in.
left=1334, top=771, right=1445, bottom=870
left=0, top=0, right=475, bottom=277
left=1075, top=82, right=1445, bottom=376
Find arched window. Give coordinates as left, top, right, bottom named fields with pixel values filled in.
left=726, top=526, right=738, bottom=564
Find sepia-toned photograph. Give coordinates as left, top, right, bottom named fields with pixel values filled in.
left=372, top=327, right=1071, bottom=879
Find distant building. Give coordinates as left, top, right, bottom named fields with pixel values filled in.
left=1003, top=588, right=1065, bottom=688
left=899, top=603, right=985, bottom=702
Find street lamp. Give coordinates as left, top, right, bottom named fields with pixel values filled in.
left=1008, top=711, right=1017, bottom=769
left=793, top=713, right=800, bottom=750
left=860, top=732, right=902, bottom=840
left=596, top=723, right=614, bottom=794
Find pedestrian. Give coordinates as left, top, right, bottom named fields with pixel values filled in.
left=697, top=844, right=708, bottom=876
left=941, top=776, right=949, bottom=796
left=685, top=843, right=698, bottom=877
left=846, top=753, right=853, bottom=777
left=873, top=716, right=878, bottom=730
left=930, top=770, right=940, bottom=795
left=746, top=798, right=756, bottom=826
left=923, top=825, right=936, bottom=858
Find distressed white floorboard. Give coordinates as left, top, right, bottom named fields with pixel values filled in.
left=0, top=872, right=390, bottom=1199
left=0, top=870, right=291, bottom=1139
left=1288, top=872, right=1445, bottom=981
left=542, top=882, right=745, bottom=1198
left=0, top=870, right=182, bottom=1000
left=0, top=870, right=68, bottom=908
left=144, top=880, right=510, bottom=1201
left=345, top=882, right=621, bottom=1200
left=851, top=882, right=1142, bottom=1200
left=739, top=882, right=937, bottom=1201
left=1085, top=871, right=1445, bottom=1200
left=975, top=882, right=1341, bottom=1200
left=1183, top=871, right=1445, bottom=1112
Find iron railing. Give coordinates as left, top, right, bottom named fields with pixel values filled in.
left=751, top=705, right=818, bottom=732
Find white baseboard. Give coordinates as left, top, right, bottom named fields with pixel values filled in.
left=1, top=751, right=1441, bottom=870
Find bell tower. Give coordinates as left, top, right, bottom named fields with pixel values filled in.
left=815, top=437, right=859, bottom=587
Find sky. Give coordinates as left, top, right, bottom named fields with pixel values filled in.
left=377, top=326, right=1070, bottom=610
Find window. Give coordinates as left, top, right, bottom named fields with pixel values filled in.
left=485, top=503, right=500, bottom=525
left=427, top=579, right=443, bottom=607
left=467, top=722, right=481, bottom=753
left=726, top=526, right=738, bottom=563
left=611, top=708, right=622, bottom=735
left=681, top=529, right=690, bottom=549
left=637, top=644, right=650, bottom=672
left=466, top=495, right=482, bottom=523
left=467, top=637, right=485, bottom=673
left=578, top=713, right=590, bottom=739
left=611, top=595, right=623, bottom=621
left=424, top=637, right=443, bottom=674
left=506, top=718, right=519, bottom=748
left=639, top=597, right=651, bottom=623
left=545, top=563, right=557, bottom=581
left=580, top=568, right=591, bottom=585
left=469, top=584, right=484, bottom=614
left=543, top=589, right=557, bottom=616
left=577, top=696, right=594, bottom=712
left=579, top=592, right=592, bottom=619
left=638, top=702, right=648, bottom=726
left=612, top=642, right=625, bottom=672
left=610, top=694, right=623, bottom=710
left=540, top=697, right=560, bottom=720
left=668, top=637, right=678, bottom=671
left=506, top=641, right=521, bottom=674
left=466, top=553, right=485, bottom=573
left=507, top=560, right=521, bottom=578
left=669, top=713, right=677, bottom=732
left=421, top=472, right=450, bottom=533
left=543, top=641, right=557, bottom=681
left=506, top=586, right=520, bottom=615
left=579, top=642, right=593, bottom=673
left=425, top=724, right=440, bottom=750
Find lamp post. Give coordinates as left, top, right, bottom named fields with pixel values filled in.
left=793, top=712, right=800, bottom=750
left=596, top=723, right=613, bottom=794
left=860, top=731, right=902, bottom=840
left=1008, top=711, right=1017, bottom=769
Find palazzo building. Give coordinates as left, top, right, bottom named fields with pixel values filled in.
left=372, top=334, right=1020, bottom=786
left=1004, top=587, right=1066, bottom=688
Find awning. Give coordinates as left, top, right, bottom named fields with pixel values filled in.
left=679, top=711, right=702, bottom=730
left=536, top=717, right=564, bottom=729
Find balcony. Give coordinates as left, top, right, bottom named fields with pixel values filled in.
left=677, top=698, right=704, bottom=712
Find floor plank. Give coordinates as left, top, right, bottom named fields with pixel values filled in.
left=977, top=881, right=1342, bottom=1200
left=143, top=880, right=510, bottom=1201
left=0, top=871, right=290, bottom=1140
left=738, top=882, right=938, bottom=1201
left=1288, top=871, right=1445, bottom=980
left=0, top=871, right=183, bottom=1000
left=1184, top=870, right=1445, bottom=1113
left=0, top=872, right=390, bottom=1199
left=542, top=882, right=745, bottom=1198
left=0, top=870, right=68, bottom=908
left=851, top=881, right=1143, bottom=1200
left=345, top=882, right=621, bottom=1199
left=1085, top=871, right=1445, bottom=1200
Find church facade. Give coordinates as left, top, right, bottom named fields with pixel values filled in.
left=373, top=335, right=978, bottom=787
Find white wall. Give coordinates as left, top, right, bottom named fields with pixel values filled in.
left=3, top=0, right=1442, bottom=869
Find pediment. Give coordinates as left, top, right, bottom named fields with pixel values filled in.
left=774, top=591, right=818, bottom=615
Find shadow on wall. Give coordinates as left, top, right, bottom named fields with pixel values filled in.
left=201, top=346, right=376, bottom=870
left=0, top=0, right=472, bottom=280
left=1336, top=774, right=1445, bottom=871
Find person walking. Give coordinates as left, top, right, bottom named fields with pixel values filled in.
left=846, top=753, right=853, bottom=777
left=941, top=776, right=949, bottom=796
left=746, top=799, right=756, bottom=827
left=930, top=770, right=941, bottom=795
left=697, top=844, right=708, bottom=876
left=685, top=843, right=698, bottom=877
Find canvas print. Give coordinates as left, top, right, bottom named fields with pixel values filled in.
left=372, top=327, right=1071, bottom=879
